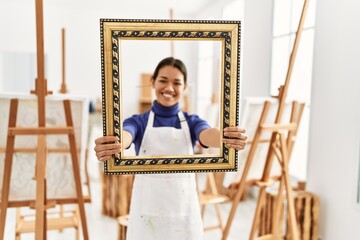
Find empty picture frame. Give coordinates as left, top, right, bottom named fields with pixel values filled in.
left=100, top=19, right=241, bottom=174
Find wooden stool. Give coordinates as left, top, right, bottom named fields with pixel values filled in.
left=117, top=215, right=129, bottom=240
left=259, top=189, right=320, bottom=240
left=198, top=173, right=230, bottom=233
left=15, top=206, right=79, bottom=240
left=101, top=174, right=134, bottom=218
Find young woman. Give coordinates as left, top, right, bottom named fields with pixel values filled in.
left=94, top=57, right=247, bottom=240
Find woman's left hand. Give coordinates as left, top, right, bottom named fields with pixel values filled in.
left=223, top=127, right=248, bottom=151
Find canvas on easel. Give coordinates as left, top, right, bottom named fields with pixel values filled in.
left=0, top=93, right=89, bottom=200
left=0, top=93, right=90, bottom=239
left=223, top=97, right=294, bottom=187
left=220, top=97, right=305, bottom=240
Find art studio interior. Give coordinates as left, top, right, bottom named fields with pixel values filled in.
left=0, top=0, right=359, bottom=239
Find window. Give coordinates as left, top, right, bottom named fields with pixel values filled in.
left=271, top=0, right=316, bottom=98
left=271, top=0, right=317, bottom=180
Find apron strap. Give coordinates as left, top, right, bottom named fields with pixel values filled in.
left=147, top=111, right=155, bottom=128
left=178, top=111, right=193, bottom=155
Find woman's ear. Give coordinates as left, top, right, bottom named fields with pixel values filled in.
left=183, top=82, right=188, bottom=91
left=151, top=78, right=155, bottom=88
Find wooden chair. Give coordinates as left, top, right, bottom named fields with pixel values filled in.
left=198, top=173, right=231, bottom=233
left=117, top=215, right=129, bottom=240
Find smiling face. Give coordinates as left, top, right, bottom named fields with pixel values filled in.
left=152, top=65, right=187, bottom=107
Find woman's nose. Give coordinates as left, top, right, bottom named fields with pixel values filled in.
left=164, top=84, right=174, bottom=91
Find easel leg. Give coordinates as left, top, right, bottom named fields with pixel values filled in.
left=279, top=134, right=299, bottom=240
left=222, top=102, right=271, bottom=240
left=222, top=176, right=248, bottom=239
left=266, top=133, right=300, bottom=240
left=250, top=135, right=278, bottom=240
left=270, top=141, right=286, bottom=239
left=271, top=177, right=285, bottom=239
left=35, top=134, right=47, bottom=240
left=64, top=100, right=89, bottom=240
left=0, top=99, right=18, bottom=240
left=249, top=187, right=267, bottom=240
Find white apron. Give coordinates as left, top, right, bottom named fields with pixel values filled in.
left=126, top=111, right=204, bottom=240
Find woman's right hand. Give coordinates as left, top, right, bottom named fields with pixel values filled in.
left=94, top=136, right=121, bottom=162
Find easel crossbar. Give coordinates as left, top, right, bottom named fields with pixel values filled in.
left=260, top=123, right=297, bottom=131
left=257, top=234, right=273, bottom=240
left=2, top=197, right=91, bottom=208
left=254, top=179, right=275, bottom=188
left=8, top=127, right=74, bottom=135
left=0, top=148, right=81, bottom=153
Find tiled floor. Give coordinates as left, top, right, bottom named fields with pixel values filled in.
left=3, top=179, right=257, bottom=240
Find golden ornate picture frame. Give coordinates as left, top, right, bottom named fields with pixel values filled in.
left=100, top=19, right=241, bottom=174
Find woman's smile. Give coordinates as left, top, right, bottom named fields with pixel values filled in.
left=152, top=65, right=187, bottom=107
left=161, top=91, right=175, bottom=99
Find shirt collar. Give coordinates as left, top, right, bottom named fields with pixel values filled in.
left=152, top=100, right=180, bottom=116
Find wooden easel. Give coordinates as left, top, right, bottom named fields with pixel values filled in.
left=221, top=0, right=310, bottom=239
left=0, top=0, right=89, bottom=239
left=169, top=8, right=174, bottom=58
left=251, top=101, right=304, bottom=240
left=59, top=28, right=68, bottom=94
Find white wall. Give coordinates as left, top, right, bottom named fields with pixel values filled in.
left=0, top=54, right=3, bottom=90
left=307, top=0, right=360, bottom=239
left=0, top=1, right=189, bottom=99
left=198, top=0, right=273, bottom=99
left=241, top=0, right=272, bottom=99
left=0, top=0, right=273, bottom=114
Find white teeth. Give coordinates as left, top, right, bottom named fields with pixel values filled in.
left=162, top=93, right=174, bottom=98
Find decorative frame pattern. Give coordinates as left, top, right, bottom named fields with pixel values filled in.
left=100, top=19, right=241, bottom=174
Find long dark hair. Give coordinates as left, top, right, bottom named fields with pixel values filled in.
left=152, top=57, right=187, bottom=83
